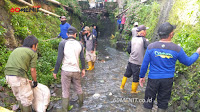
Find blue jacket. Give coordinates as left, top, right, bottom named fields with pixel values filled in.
left=92, top=29, right=97, bottom=37
left=139, top=41, right=199, bottom=79
left=117, top=19, right=121, bottom=25
left=59, top=23, right=71, bottom=39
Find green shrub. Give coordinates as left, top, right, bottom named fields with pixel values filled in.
left=168, top=0, right=200, bottom=110
left=0, top=22, right=7, bottom=45
left=0, top=45, right=11, bottom=79
left=124, top=1, right=160, bottom=40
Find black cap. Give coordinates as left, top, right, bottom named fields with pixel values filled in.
left=158, top=22, right=176, bottom=36
left=137, top=25, right=149, bottom=32
left=67, top=26, right=77, bottom=34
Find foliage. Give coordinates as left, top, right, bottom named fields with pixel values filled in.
left=123, top=1, right=160, bottom=40
left=168, top=0, right=200, bottom=111
left=57, top=0, right=82, bottom=17
left=0, top=22, right=7, bottom=45
left=0, top=45, right=11, bottom=80
left=36, top=39, right=61, bottom=86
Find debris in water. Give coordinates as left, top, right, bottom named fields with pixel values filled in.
left=56, top=84, right=62, bottom=88
left=51, top=93, right=56, bottom=97
left=100, top=80, right=104, bottom=83
left=112, top=78, right=118, bottom=80
left=68, top=105, right=73, bottom=111
left=105, top=56, right=109, bottom=59
left=93, top=93, right=100, bottom=99
left=100, top=60, right=105, bottom=63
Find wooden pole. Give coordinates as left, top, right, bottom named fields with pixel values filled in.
left=17, top=0, right=60, bottom=18
left=116, top=7, right=129, bottom=18
left=46, top=0, right=74, bottom=13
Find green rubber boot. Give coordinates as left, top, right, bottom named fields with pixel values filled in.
left=17, top=100, right=23, bottom=111
left=143, top=107, right=152, bottom=112
left=78, top=94, right=83, bottom=107
left=22, top=105, right=32, bottom=112
left=157, top=108, right=166, bottom=112
left=62, top=98, right=69, bottom=112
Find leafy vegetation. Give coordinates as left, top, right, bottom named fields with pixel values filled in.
left=57, top=0, right=82, bottom=17
left=168, top=0, right=200, bottom=111
left=124, top=1, right=160, bottom=40
left=112, top=0, right=160, bottom=43
left=0, top=22, right=7, bottom=45
left=0, top=45, right=11, bottom=86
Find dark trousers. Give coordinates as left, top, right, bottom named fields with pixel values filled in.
left=144, top=78, right=173, bottom=109
left=124, top=62, right=141, bottom=82
left=120, top=24, right=124, bottom=33
left=118, top=24, right=121, bottom=30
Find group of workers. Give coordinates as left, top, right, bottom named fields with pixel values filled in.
left=53, top=16, right=98, bottom=111
left=120, top=22, right=200, bottom=112
left=4, top=16, right=97, bottom=111
left=4, top=14, right=200, bottom=112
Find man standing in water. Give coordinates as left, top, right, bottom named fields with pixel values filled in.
left=83, top=26, right=96, bottom=71
left=120, top=25, right=149, bottom=93
left=139, top=22, right=200, bottom=111
left=53, top=26, right=85, bottom=111
left=5, top=35, right=38, bottom=111
left=58, top=16, right=71, bottom=40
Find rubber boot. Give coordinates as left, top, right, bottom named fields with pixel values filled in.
left=120, top=76, right=127, bottom=90
left=86, top=61, right=92, bottom=71
left=22, top=105, right=32, bottom=112
left=143, top=108, right=152, bottom=112
left=62, top=98, right=69, bottom=112
left=78, top=94, right=84, bottom=107
left=157, top=108, right=166, bottom=112
left=91, top=62, right=95, bottom=70
left=130, top=82, right=140, bottom=93
left=18, top=100, right=23, bottom=111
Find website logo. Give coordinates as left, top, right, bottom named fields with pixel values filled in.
left=10, top=6, right=41, bottom=13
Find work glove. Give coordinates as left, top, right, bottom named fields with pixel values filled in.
left=32, top=81, right=38, bottom=88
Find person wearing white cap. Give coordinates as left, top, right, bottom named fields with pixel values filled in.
left=131, top=22, right=139, bottom=37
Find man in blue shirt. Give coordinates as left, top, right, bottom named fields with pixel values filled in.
left=58, top=16, right=71, bottom=39
left=117, top=16, right=121, bottom=30
left=139, top=22, right=200, bottom=111
left=92, top=25, right=97, bottom=38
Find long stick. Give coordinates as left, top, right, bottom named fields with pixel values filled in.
left=46, top=0, right=74, bottom=13
left=116, top=7, right=129, bottom=17
left=42, top=37, right=58, bottom=42
left=17, top=0, right=60, bottom=17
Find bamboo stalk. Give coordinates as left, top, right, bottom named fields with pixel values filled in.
left=116, top=7, right=129, bottom=17
left=46, top=0, right=73, bottom=13
left=17, top=0, right=60, bottom=17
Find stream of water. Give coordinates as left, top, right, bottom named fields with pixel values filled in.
left=48, top=36, right=157, bottom=112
